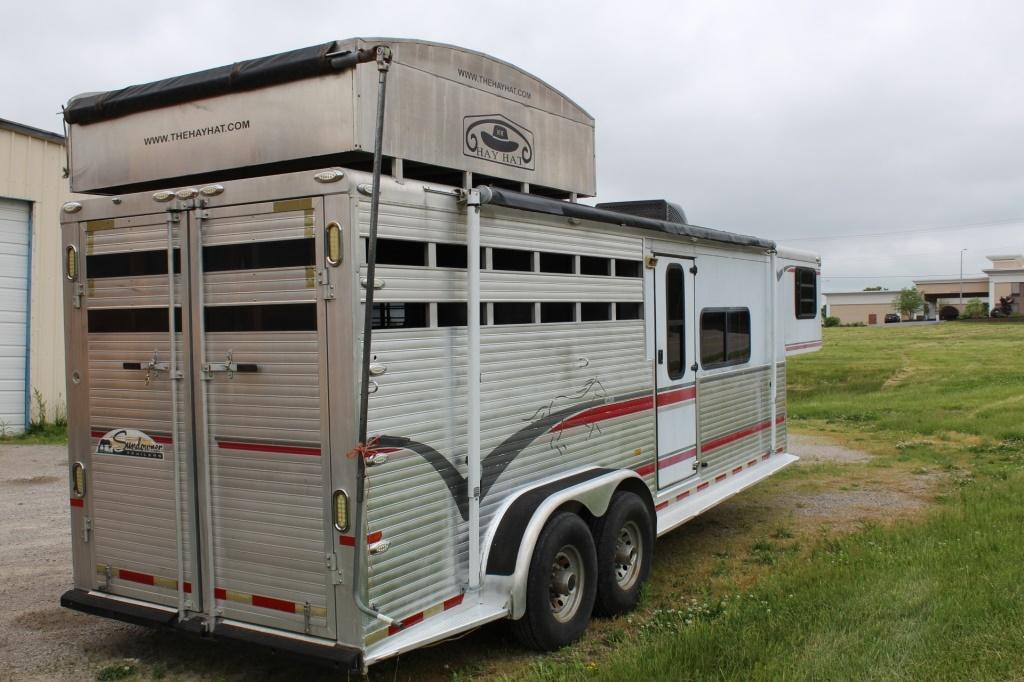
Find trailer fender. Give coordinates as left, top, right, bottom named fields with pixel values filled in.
left=481, top=467, right=652, bottom=620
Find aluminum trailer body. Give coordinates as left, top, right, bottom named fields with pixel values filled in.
left=58, top=39, right=821, bottom=672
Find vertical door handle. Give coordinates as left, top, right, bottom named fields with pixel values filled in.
left=657, top=350, right=664, bottom=365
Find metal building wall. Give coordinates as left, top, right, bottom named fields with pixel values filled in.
left=0, top=121, right=74, bottom=428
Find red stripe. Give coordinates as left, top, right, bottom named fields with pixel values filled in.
left=90, top=430, right=172, bottom=444
left=702, top=417, right=785, bottom=453
left=635, top=462, right=656, bottom=477
left=655, top=501, right=669, bottom=511
left=389, top=611, right=425, bottom=635
left=183, top=582, right=192, bottom=594
left=252, top=593, right=297, bottom=614
left=656, top=385, right=697, bottom=407
left=70, top=498, right=84, bottom=507
left=214, top=587, right=227, bottom=600
left=550, top=395, right=653, bottom=432
left=696, top=482, right=709, bottom=491
left=658, top=447, right=697, bottom=469
left=762, top=453, right=771, bottom=460
left=747, top=459, right=758, bottom=467
left=118, top=569, right=155, bottom=586
left=676, top=490, right=690, bottom=501
left=217, top=440, right=321, bottom=457
left=443, top=594, right=465, bottom=610
left=732, top=466, right=744, bottom=475
left=715, top=473, right=728, bottom=482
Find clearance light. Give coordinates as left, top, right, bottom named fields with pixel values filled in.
left=199, top=184, right=224, bottom=197
left=333, top=490, right=350, bottom=532
left=314, top=169, right=345, bottom=183
left=153, top=190, right=175, bottom=202
left=175, top=188, right=198, bottom=200
left=326, top=222, right=343, bottom=266
left=71, top=462, right=86, bottom=497
left=65, top=245, right=78, bottom=281
left=62, top=201, right=82, bottom=214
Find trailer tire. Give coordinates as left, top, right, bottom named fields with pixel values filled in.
left=591, top=491, right=653, bottom=616
left=510, top=511, right=597, bottom=651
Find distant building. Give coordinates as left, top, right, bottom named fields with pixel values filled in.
left=0, top=118, right=71, bottom=433
left=824, top=255, right=1024, bottom=325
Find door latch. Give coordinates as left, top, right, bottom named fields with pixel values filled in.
left=202, top=350, right=258, bottom=380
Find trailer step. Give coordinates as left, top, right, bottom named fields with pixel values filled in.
left=655, top=453, right=799, bottom=536
left=364, top=602, right=507, bottom=665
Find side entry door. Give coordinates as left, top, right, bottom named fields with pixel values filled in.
left=189, top=197, right=336, bottom=638
left=653, top=257, right=698, bottom=489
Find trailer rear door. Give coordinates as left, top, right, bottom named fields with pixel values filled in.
left=189, top=198, right=336, bottom=638
left=81, top=212, right=197, bottom=610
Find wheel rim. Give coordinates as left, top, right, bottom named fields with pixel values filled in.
left=548, top=544, right=585, bottom=623
left=613, top=521, right=642, bottom=590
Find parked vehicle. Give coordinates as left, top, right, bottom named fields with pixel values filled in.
left=885, top=313, right=901, bottom=323
left=58, top=38, right=821, bottom=673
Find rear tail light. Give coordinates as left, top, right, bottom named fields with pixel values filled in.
left=326, top=222, right=343, bottom=266
left=333, top=490, right=350, bottom=531
left=71, top=462, right=86, bottom=497
left=65, top=245, right=78, bottom=281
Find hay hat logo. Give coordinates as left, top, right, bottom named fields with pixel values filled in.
left=96, top=428, right=165, bottom=460
left=464, top=114, right=534, bottom=170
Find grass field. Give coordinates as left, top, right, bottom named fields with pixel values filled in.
left=513, top=323, right=1024, bottom=682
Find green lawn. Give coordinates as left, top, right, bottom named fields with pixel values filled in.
left=519, top=323, right=1024, bottom=681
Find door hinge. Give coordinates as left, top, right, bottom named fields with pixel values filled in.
left=317, top=266, right=335, bottom=300
left=326, top=553, right=345, bottom=585
left=691, top=362, right=699, bottom=372
left=72, top=282, right=85, bottom=309
left=83, top=516, right=93, bottom=543
left=689, top=265, right=698, bottom=275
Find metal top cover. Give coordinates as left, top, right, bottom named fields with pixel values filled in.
left=64, top=38, right=596, bottom=197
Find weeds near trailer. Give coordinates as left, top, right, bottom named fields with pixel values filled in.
left=95, top=662, right=136, bottom=681
left=0, top=387, right=67, bottom=444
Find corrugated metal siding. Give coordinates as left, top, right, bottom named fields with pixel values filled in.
left=0, top=126, right=76, bottom=420
left=697, top=366, right=773, bottom=475
left=359, top=199, right=652, bottom=634
left=0, top=198, right=29, bottom=432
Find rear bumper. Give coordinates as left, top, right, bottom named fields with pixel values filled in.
left=60, top=589, right=362, bottom=671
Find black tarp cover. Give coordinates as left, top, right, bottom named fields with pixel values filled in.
left=64, top=41, right=339, bottom=125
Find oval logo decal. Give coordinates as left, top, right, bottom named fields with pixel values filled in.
left=464, top=114, right=535, bottom=170
left=96, top=428, right=165, bottom=460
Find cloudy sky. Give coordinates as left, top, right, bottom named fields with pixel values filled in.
left=3, top=0, right=1022, bottom=291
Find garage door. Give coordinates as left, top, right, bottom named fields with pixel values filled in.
left=0, top=198, right=30, bottom=434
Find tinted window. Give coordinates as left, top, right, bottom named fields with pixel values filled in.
left=206, top=303, right=317, bottom=332
left=541, top=302, right=575, bottom=323
left=581, top=302, right=612, bottom=321
left=369, top=238, right=428, bottom=266
left=204, top=239, right=314, bottom=272
left=492, top=248, right=533, bottom=272
left=436, top=243, right=468, bottom=268
left=794, top=267, right=817, bottom=319
left=540, top=252, right=574, bottom=274
left=493, top=302, right=535, bottom=325
left=615, top=259, right=642, bottom=277
left=437, top=302, right=466, bottom=327
left=700, top=309, right=751, bottom=367
left=616, top=302, right=643, bottom=320
left=88, top=307, right=182, bottom=333
left=87, top=249, right=181, bottom=279
left=372, top=302, right=428, bottom=329
left=580, top=256, right=610, bottom=276
left=665, top=264, right=685, bottom=379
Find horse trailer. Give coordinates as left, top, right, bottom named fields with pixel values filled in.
left=58, top=38, right=822, bottom=672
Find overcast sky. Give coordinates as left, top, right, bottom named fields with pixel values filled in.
left=3, top=0, right=1022, bottom=291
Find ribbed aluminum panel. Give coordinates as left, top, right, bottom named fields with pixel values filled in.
left=697, top=366, right=772, bottom=474
left=775, top=362, right=788, bottom=451
left=85, top=214, right=194, bottom=607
